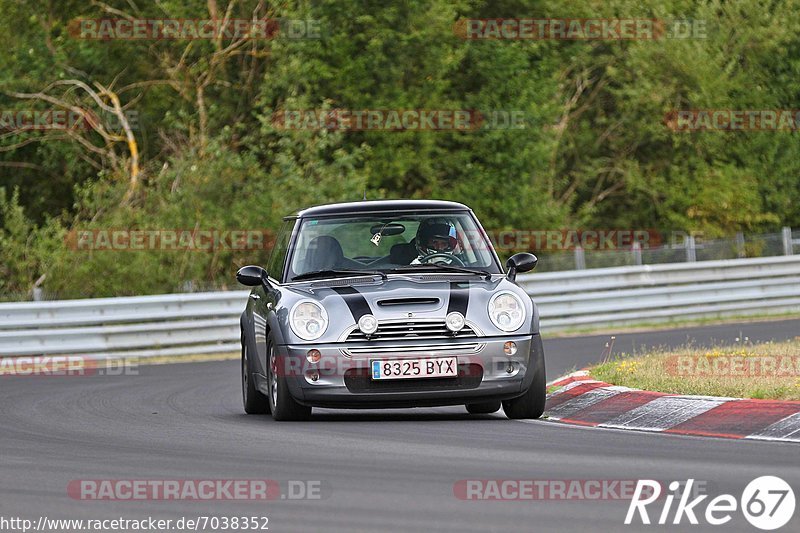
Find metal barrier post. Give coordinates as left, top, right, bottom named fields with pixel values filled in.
left=735, top=232, right=746, bottom=258
left=574, top=245, right=586, bottom=270
left=783, top=227, right=794, bottom=256
left=685, top=235, right=696, bottom=262
left=632, top=241, right=642, bottom=265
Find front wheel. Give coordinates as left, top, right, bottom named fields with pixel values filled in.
left=502, top=357, right=546, bottom=420
left=242, top=337, right=270, bottom=414
left=267, top=340, right=312, bottom=421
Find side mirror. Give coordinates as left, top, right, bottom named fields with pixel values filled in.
left=236, top=265, right=269, bottom=287
left=506, top=253, right=538, bottom=282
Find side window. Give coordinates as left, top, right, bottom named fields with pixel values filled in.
left=266, top=221, right=292, bottom=281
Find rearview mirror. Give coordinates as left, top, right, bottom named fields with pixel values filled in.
left=236, top=265, right=269, bottom=287
left=506, top=253, right=537, bottom=282
left=370, top=222, right=406, bottom=236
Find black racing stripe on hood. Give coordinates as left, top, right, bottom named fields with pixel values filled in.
left=447, top=281, right=469, bottom=315
left=330, top=286, right=372, bottom=320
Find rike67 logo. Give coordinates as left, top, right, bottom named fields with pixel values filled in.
left=626, top=476, right=795, bottom=530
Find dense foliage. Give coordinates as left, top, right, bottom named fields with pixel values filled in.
left=1, top=0, right=799, bottom=298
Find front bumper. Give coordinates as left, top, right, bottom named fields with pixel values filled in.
left=274, top=334, right=542, bottom=408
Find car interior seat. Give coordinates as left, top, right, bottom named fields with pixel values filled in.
left=389, top=238, right=418, bottom=265
left=304, top=235, right=363, bottom=271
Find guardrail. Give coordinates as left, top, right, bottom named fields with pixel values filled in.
left=0, top=292, right=248, bottom=358
left=1, top=255, right=799, bottom=358
left=517, top=255, right=800, bottom=330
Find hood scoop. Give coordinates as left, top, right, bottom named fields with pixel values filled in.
left=377, top=297, right=440, bottom=307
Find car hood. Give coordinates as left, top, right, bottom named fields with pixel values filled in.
left=282, top=274, right=534, bottom=341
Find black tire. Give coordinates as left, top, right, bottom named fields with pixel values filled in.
left=267, top=338, right=312, bottom=421
left=502, top=356, right=546, bottom=420
left=242, top=335, right=270, bottom=414
left=465, top=401, right=501, bottom=414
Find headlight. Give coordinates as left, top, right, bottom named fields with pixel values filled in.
left=488, top=291, right=526, bottom=332
left=290, top=300, right=328, bottom=341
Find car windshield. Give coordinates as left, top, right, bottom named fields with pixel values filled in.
left=287, top=212, right=501, bottom=280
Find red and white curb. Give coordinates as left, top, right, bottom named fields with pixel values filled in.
left=542, top=371, right=800, bottom=443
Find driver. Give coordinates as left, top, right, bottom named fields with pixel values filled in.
left=411, top=218, right=460, bottom=264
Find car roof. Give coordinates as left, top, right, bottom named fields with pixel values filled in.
left=287, top=199, right=471, bottom=219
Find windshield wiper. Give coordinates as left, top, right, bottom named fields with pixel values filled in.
left=292, top=269, right=388, bottom=281
left=388, top=265, right=492, bottom=280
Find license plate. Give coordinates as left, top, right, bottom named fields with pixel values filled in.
left=370, top=357, right=458, bottom=380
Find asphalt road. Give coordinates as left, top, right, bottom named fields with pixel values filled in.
left=1, top=318, right=799, bottom=532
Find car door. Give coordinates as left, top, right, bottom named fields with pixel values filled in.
left=252, top=220, right=292, bottom=373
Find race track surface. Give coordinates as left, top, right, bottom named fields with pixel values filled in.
left=2, top=319, right=799, bottom=532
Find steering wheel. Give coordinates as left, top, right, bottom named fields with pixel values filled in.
left=418, top=252, right=466, bottom=266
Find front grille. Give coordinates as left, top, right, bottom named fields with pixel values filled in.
left=343, top=364, right=483, bottom=393
left=345, top=320, right=478, bottom=342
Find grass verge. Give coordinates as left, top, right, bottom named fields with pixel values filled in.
left=591, top=339, right=800, bottom=401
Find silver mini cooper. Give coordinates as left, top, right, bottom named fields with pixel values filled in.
left=237, top=200, right=544, bottom=421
